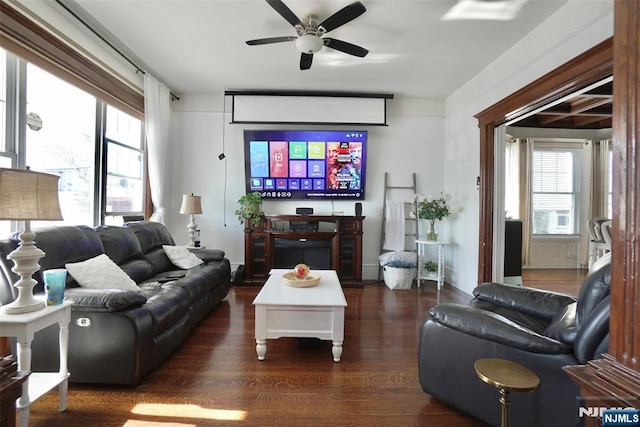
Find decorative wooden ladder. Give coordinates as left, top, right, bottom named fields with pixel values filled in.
left=378, top=172, right=418, bottom=280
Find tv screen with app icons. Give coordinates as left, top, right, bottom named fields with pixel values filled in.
left=243, top=130, right=367, bottom=200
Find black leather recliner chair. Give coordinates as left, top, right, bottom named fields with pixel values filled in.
left=419, top=254, right=611, bottom=427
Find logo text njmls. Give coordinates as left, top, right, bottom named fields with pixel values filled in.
left=579, top=407, right=638, bottom=418
left=601, top=409, right=640, bottom=427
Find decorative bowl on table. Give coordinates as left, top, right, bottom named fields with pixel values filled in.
left=282, top=263, right=320, bottom=287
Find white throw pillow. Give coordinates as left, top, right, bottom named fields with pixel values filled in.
left=163, top=245, right=204, bottom=269
left=65, top=254, right=139, bottom=291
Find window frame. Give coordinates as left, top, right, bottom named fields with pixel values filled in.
left=104, top=136, right=145, bottom=218
left=1, top=48, right=146, bottom=228
left=531, top=141, right=584, bottom=237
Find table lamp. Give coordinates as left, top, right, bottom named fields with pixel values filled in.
left=179, top=193, right=202, bottom=247
left=0, top=168, right=63, bottom=314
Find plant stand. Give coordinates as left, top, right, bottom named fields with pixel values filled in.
left=416, top=239, right=450, bottom=291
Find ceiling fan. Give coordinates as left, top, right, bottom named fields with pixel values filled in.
left=246, top=0, right=369, bottom=70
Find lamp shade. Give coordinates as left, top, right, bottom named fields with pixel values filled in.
left=0, top=168, right=63, bottom=220
left=179, top=194, right=202, bottom=215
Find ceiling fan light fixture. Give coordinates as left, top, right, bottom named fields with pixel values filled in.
left=248, top=1, right=368, bottom=70
left=296, top=34, right=323, bottom=54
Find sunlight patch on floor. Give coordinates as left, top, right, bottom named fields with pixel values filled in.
left=129, top=403, right=248, bottom=422
left=124, top=422, right=195, bottom=427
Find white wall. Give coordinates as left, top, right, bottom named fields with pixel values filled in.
left=443, top=0, right=613, bottom=295
left=168, top=95, right=445, bottom=279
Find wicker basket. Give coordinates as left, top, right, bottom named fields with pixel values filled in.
left=383, top=266, right=416, bottom=290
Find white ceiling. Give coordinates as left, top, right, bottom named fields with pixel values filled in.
left=70, top=0, right=569, bottom=99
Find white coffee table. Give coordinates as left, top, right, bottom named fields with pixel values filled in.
left=253, top=269, right=347, bottom=362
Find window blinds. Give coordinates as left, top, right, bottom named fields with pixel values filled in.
left=531, top=149, right=580, bottom=234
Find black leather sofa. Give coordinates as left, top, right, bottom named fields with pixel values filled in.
left=0, top=221, right=231, bottom=385
left=419, top=255, right=611, bottom=427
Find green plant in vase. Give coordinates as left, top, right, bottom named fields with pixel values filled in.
left=412, top=191, right=455, bottom=240
left=235, top=192, right=265, bottom=227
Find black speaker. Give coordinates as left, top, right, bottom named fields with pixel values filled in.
left=355, top=202, right=362, bottom=216
left=296, top=207, right=314, bottom=215
left=233, top=265, right=245, bottom=285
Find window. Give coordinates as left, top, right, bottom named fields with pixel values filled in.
left=0, top=51, right=11, bottom=239
left=105, top=105, right=144, bottom=217
left=531, top=148, right=581, bottom=235
left=26, top=63, right=96, bottom=226
left=1, top=47, right=145, bottom=233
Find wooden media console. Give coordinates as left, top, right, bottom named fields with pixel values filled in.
left=243, top=215, right=364, bottom=287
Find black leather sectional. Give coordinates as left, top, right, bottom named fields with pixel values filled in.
left=0, top=221, right=231, bottom=385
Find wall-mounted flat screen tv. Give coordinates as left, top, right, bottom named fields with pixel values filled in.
left=243, top=130, right=367, bottom=200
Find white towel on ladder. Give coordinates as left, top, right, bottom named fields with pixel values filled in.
left=383, top=200, right=406, bottom=251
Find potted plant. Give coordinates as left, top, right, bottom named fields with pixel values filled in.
left=424, top=260, right=438, bottom=273
left=412, top=191, right=455, bottom=240
left=235, top=192, right=265, bottom=228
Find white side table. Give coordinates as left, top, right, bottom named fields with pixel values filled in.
left=416, top=240, right=450, bottom=291
left=0, top=300, right=72, bottom=427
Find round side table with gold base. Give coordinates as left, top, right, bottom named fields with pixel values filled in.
left=474, top=358, right=540, bottom=427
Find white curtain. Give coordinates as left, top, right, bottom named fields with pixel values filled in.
left=493, top=126, right=508, bottom=282
left=505, top=138, right=533, bottom=265
left=505, top=135, right=520, bottom=219
left=518, top=138, right=534, bottom=266
left=582, top=139, right=610, bottom=266
left=590, top=139, right=610, bottom=218
left=144, top=74, right=171, bottom=224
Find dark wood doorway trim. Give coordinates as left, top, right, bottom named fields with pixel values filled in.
left=608, top=0, right=639, bottom=374
left=476, top=0, right=640, bottom=407
left=565, top=0, right=640, bottom=413
left=474, top=38, right=613, bottom=284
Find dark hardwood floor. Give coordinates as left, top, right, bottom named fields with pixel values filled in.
left=522, top=268, right=587, bottom=296
left=28, top=271, right=583, bottom=426
left=28, top=283, right=486, bottom=427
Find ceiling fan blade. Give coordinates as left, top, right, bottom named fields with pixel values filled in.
left=246, top=36, right=297, bottom=46
left=266, top=0, right=302, bottom=27
left=319, top=1, right=366, bottom=33
left=300, top=53, right=313, bottom=70
left=323, top=38, right=369, bottom=57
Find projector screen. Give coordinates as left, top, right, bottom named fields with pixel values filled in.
left=227, top=91, right=392, bottom=125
